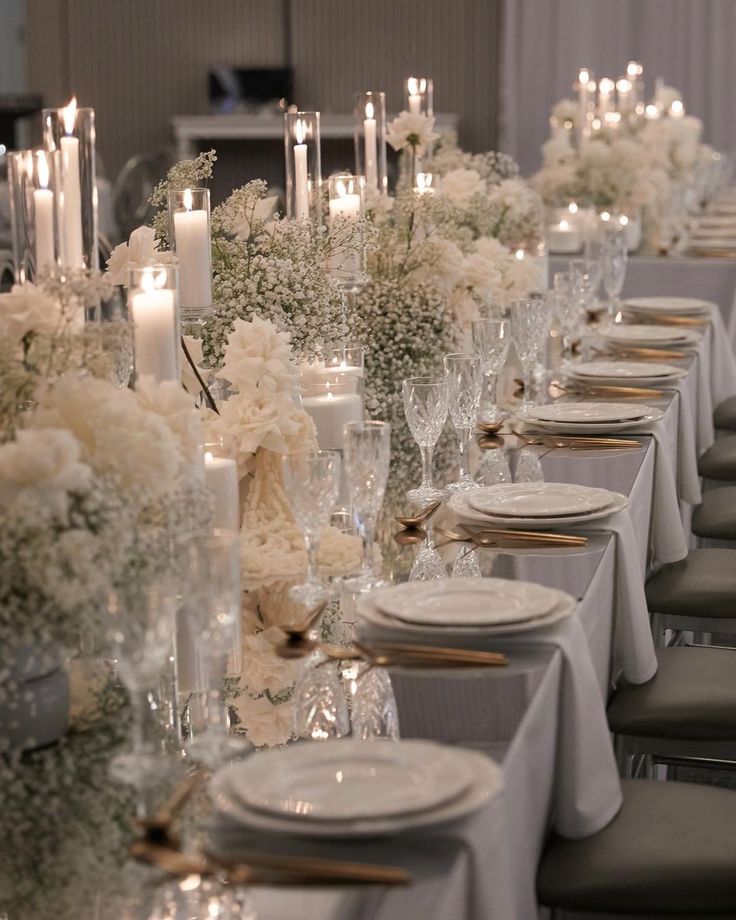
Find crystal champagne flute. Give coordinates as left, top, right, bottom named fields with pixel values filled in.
left=402, top=376, right=448, bottom=503
left=472, top=318, right=511, bottom=424
left=443, top=353, right=482, bottom=494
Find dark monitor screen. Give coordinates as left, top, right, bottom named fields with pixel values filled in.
left=209, top=68, right=294, bottom=113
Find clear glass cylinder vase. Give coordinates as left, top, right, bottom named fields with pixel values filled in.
left=127, top=263, right=180, bottom=386
left=284, top=111, right=322, bottom=222
left=42, top=100, right=98, bottom=271
left=354, top=91, right=387, bottom=196
left=8, top=149, right=62, bottom=284
left=327, top=173, right=366, bottom=292
left=406, top=76, right=434, bottom=116
left=167, top=187, right=213, bottom=323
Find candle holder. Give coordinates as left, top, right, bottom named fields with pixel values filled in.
left=7, top=149, right=62, bottom=284
left=168, top=188, right=213, bottom=330
left=353, top=92, right=387, bottom=196
left=284, top=111, right=322, bottom=222
left=406, top=76, right=434, bottom=116
left=127, top=263, right=180, bottom=387
left=327, top=173, right=366, bottom=294
left=299, top=372, right=364, bottom=451
left=414, top=172, right=439, bottom=195
left=203, top=434, right=240, bottom=536
left=42, top=100, right=98, bottom=271
left=299, top=344, right=365, bottom=399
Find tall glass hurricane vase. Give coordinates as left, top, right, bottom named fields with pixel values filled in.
left=471, top=319, right=510, bottom=424
left=602, top=226, right=628, bottom=320
left=343, top=421, right=391, bottom=594
left=402, top=376, right=448, bottom=504
left=443, top=353, right=482, bottom=494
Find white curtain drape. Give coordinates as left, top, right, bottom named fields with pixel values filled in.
left=500, top=0, right=736, bottom=175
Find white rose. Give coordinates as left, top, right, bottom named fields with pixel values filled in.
left=0, top=284, right=64, bottom=340
left=0, top=427, right=91, bottom=518
left=210, top=394, right=302, bottom=476
left=462, top=251, right=502, bottom=302
left=240, top=625, right=298, bottom=693
left=221, top=316, right=298, bottom=397
left=440, top=168, right=486, bottom=205
left=106, top=226, right=176, bottom=286
left=134, top=375, right=204, bottom=470
left=233, top=693, right=293, bottom=748
left=386, top=111, right=439, bottom=155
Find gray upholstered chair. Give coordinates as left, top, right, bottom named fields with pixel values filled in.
left=537, top=779, right=736, bottom=917
left=645, top=549, right=736, bottom=643
left=714, top=395, right=736, bottom=432
left=607, top=646, right=736, bottom=775
left=692, top=487, right=736, bottom=542
left=698, top=436, right=736, bottom=482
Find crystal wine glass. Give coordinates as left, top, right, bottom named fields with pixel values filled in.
left=282, top=450, right=342, bottom=605
left=553, top=273, right=581, bottom=360
left=569, top=258, right=603, bottom=324
left=402, top=376, right=448, bottom=504
left=443, top=353, right=482, bottom=494
left=472, top=318, right=511, bottom=424
left=342, top=420, right=392, bottom=593
left=510, top=300, right=546, bottom=411
left=601, top=226, right=628, bottom=320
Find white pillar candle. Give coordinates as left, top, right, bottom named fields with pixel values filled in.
left=60, top=99, right=84, bottom=269
left=301, top=387, right=363, bottom=450
left=294, top=117, right=310, bottom=219
left=328, top=188, right=362, bottom=278
left=173, top=190, right=212, bottom=310
left=408, top=95, right=421, bottom=115
left=130, top=271, right=178, bottom=383
left=546, top=219, right=582, bottom=254
left=363, top=104, right=378, bottom=191
left=33, top=154, right=55, bottom=274
left=204, top=452, right=239, bottom=533
left=597, top=78, right=615, bottom=116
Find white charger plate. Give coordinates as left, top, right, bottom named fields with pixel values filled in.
left=515, top=406, right=664, bottom=434
left=373, top=577, right=558, bottom=627
left=450, top=488, right=629, bottom=529
left=468, top=482, right=614, bottom=518
left=566, top=361, right=685, bottom=382
left=222, top=739, right=473, bottom=821
left=603, top=324, right=697, bottom=346
left=525, top=402, right=647, bottom=424
left=623, top=296, right=713, bottom=316
left=210, top=744, right=503, bottom=839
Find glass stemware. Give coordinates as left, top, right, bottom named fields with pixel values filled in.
left=510, top=300, right=546, bottom=411
left=282, top=450, right=342, bottom=605
left=601, top=226, right=628, bottom=320
left=402, top=376, right=448, bottom=504
left=443, top=353, right=482, bottom=494
left=472, top=318, right=511, bottom=424
left=553, top=273, right=582, bottom=361
left=342, top=420, right=392, bottom=593
left=569, top=258, right=603, bottom=324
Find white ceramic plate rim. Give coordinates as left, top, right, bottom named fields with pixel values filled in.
left=450, top=488, right=630, bottom=529
left=516, top=408, right=664, bottom=434
left=209, top=746, right=503, bottom=839
left=468, top=482, right=615, bottom=518
left=624, top=296, right=714, bottom=314
left=568, top=361, right=681, bottom=379
left=603, top=324, right=693, bottom=344
left=373, top=577, right=558, bottom=627
left=527, top=402, right=648, bottom=423
left=225, top=739, right=473, bottom=821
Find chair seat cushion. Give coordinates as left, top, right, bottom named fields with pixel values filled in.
left=607, top=647, right=736, bottom=740
left=645, top=549, right=736, bottom=618
left=692, top=487, right=736, bottom=541
left=714, top=396, right=736, bottom=432
left=537, top=779, right=736, bottom=914
left=699, top=436, right=736, bottom=481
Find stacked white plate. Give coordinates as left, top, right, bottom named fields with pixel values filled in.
left=564, top=360, right=686, bottom=387
left=358, top=576, right=576, bottom=637
left=210, top=738, right=503, bottom=838
left=449, top=482, right=629, bottom=530
left=516, top=401, right=664, bottom=433
left=602, top=324, right=700, bottom=348
left=623, top=296, right=713, bottom=317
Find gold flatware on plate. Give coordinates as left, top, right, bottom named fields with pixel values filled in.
left=557, top=383, right=665, bottom=400
left=603, top=346, right=688, bottom=360
left=393, top=528, right=426, bottom=545
left=512, top=429, right=641, bottom=450
left=625, top=312, right=708, bottom=327
left=434, top=525, right=588, bottom=549
left=394, top=499, right=442, bottom=529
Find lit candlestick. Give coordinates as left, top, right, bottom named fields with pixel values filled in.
left=293, top=117, right=310, bottom=219
left=129, top=267, right=178, bottom=384
left=597, top=78, right=615, bottom=116
left=173, top=189, right=211, bottom=310
left=547, top=216, right=581, bottom=254
left=644, top=104, right=660, bottom=121
left=204, top=449, right=239, bottom=533
left=616, top=77, right=632, bottom=114
left=407, top=76, right=422, bottom=115
left=363, top=102, right=378, bottom=191
left=33, top=152, right=55, bottom=274
left=60, top=97, right=84, bottom=268
left=329, top=179, right=361, bottom=224
left=414, top=172, right=436, bottom=195
left=669, top=99, right=685, bottom=118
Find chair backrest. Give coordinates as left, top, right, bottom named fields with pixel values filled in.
left=112, top=149, right=176, bottom=241
left=0, top=247, right=14, bottom=291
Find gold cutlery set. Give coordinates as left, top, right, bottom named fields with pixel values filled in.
left=434, top=524, right=588, bottom=550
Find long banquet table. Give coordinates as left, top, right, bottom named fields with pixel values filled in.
left=211, top=306, right=736, bottom=920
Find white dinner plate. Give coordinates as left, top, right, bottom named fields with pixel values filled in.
left=210, top=744, right=503, bottom=839
left=603, top=324, right=697, bottom=346
left=515, top=406, right=664, bottom=434
left=450, top=488, right=630, bottom=529
left=359, top=589, right=576, bottom=638
left=468, top=482, right=615, bottom=519
left=373, top=577, right=559, bottom=627
left=622, top=296, right=713, bottom=317
left=564, top=362, right=686, bottom=387
left=525, top=402, right=647, bottom=424
left=222, top=739, right=472, bottom=821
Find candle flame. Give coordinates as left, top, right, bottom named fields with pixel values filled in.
left=616, top=78, right=632, bottom=94
left=626, top=60, right=643, bottom=77
left=204, top=450, right=214, bottom=464
left=619, top=214, right=629, bottom=227
left=644, top=103, right=660, bottom=120
left=598, top=77, right=614, bottom=95
left=669, top=99, right=685, bottom=117
left=600, top=211, right=611, bottom=222
left=335, top=178, right=348, bottom=198
left=62, top=97, right=77, bottom=135
left=514, top=249, right=524, bottom=260
left=578, top=68, right=591, bottom=85
left=295, top=117, right=307, bottom=145
left=407, top=77, right=418, bottom=95
left=141, top=267, right=156, bottom=293
left=37, top=152, right=50, bottom=189
left=568, top=202, right=578, bottom=214
left=365, top=101, right=374, bottom=119
left=559, top=219, right=569, bottom=231
left=183, top=188, right=193, bottom=211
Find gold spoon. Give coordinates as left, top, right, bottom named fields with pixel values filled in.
left=394, top=499, right=442, bottom=529
left=476, top=420, right=504, bottom=434
left=478, top=434, right=505, bottom=450
left=393, top=527, right=426, bottom=545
